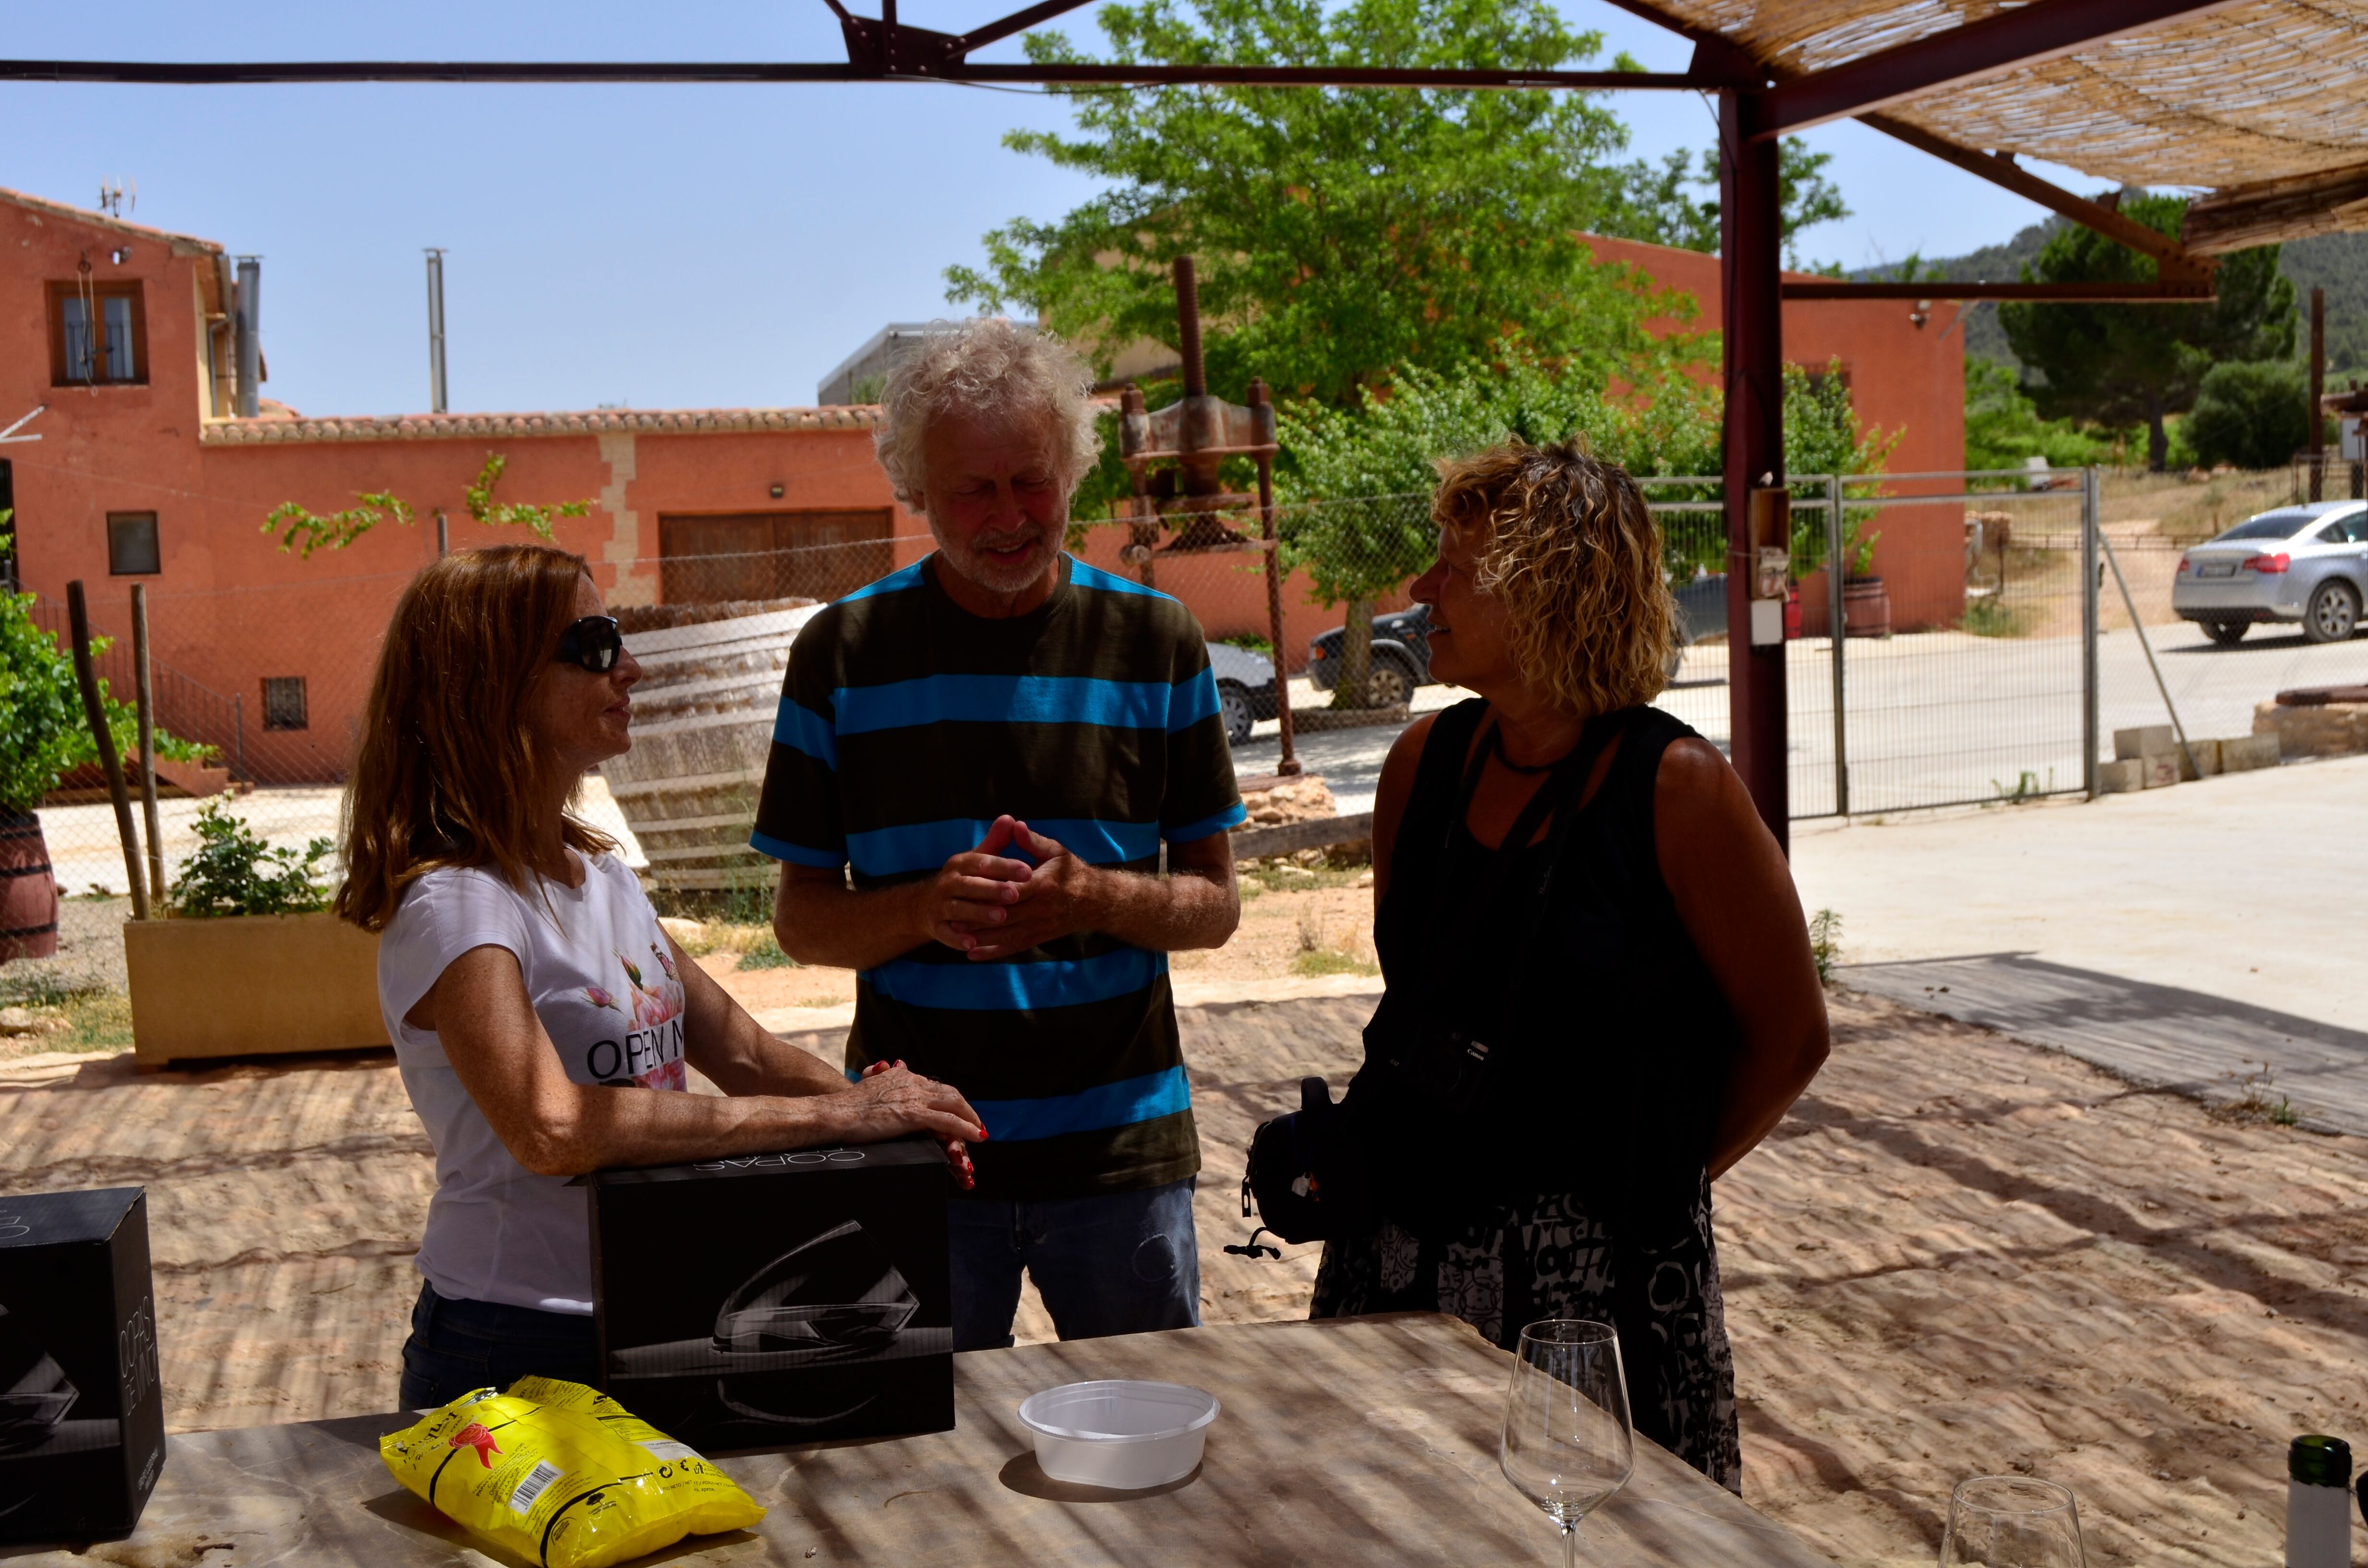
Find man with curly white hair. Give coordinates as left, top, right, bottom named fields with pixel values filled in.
left=751, top=317, right=1246, bottom=1350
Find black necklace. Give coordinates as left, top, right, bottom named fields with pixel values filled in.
left=1487, top=724, right=1563, bottom=776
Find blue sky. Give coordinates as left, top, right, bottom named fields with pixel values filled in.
left=4, top=0, right=2102, bottom=417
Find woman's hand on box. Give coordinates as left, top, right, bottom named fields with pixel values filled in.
left=839, top=1060, right=984, bottom=1180
left=858, top=1058, right=977, bottom=1188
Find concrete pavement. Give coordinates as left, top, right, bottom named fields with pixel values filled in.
left=1793, top=752, right=2368, bottom=1130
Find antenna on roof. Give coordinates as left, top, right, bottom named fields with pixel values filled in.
left=97, top=177, right=134, bottom=219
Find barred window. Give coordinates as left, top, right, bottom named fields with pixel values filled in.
left=107, top=512, right=160, bottom=576
left=261, top=676, right=308, bottom=732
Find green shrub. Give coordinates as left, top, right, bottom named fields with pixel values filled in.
left=1961, top=595, right=2024, bottom=638
left=167, top=800, right=334, bottom=917
left=1964, top=359, right=2116, bottom=472
left=0, top=539, right=215, bottom=812
left=2183, top=360, right=2309, bottom=471
left=734, top=930, right=799, bottom=970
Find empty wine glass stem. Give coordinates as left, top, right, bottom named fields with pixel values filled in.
left=1561, top=1519, right=1577, bottom=1568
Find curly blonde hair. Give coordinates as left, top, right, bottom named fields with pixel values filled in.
left=1432, top=438, right=1674, bottom=717
left=873, top=318, right=1101, bottom=512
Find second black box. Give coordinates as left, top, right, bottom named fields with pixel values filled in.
left=589, top=1137, right=953, bottom=1452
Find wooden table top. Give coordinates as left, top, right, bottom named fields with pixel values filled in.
left=21, top=1314, right=1833, bottom=1567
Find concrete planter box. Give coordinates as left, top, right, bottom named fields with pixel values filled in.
left=124, top=911, right=386, bottom=1067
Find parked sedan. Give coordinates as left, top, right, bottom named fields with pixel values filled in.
left=1208, top=640, right=1280, bottom=746
left=1307, top=604, right=1435, bottom=708
left=2173, top=501, right=2368, bottom=645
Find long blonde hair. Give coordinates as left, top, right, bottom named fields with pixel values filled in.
left=336, top=544, right=616, bottom=931
left=1431, top=438, right=1674, bottom=717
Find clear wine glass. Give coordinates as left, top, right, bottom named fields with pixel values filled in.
left=1500, top=1320, right=1635, bottom=1568
left=1939, top=1476, right=2087, bottom=1568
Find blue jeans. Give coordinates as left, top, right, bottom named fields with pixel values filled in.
left=397, top=1280, right=601, bottom=1409
left=950, top=1178, right=1201, bottom=1351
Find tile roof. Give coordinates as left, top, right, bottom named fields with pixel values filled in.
left=198, top=405, right=886, bottom=445
left=0, top=183, right=225, bottom=256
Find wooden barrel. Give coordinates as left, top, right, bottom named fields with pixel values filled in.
left=601, top=604, right=825, bottom=894
left=0, top=811, right=61, bottom=963
left=1842, top=576, right=1893, bottom=639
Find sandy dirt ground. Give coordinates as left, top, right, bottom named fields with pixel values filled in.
left=6, top=966, right=2367, bottom=1566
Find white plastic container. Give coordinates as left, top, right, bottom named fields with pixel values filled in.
left=1016, top=1380, right=1220, bottom=1490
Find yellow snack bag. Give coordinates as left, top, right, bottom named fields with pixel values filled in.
left=380, top=1384, right=764, bottom=1568
left=507, top=1376, right=763, bottom=1539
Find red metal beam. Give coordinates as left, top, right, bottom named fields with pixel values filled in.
left=1748, top=0, right=2241, bottom=138
left=1783, top=280, right=2215, bottom=301
left=1861, top=114, right=2211, bottom=278
left=0, top=57, right=1727, bottom=88
left=947, top=0, right=1099, bottom=59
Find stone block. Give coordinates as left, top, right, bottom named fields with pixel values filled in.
left=2114, top=724, right=2174, bottom=760
left=2255, top=700, right=2368, bottom=759
left=1234, top=773, right=1339, bottom=829
left=2180, top=737, right=2222, bottom=779
left=2096, top=758, right=2146, bottom=794
left=2139, top=751, right=2183, bottom=788
left=2219, top=733, right=2282, bottom=772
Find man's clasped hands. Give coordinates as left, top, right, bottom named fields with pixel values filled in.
left=923, top=815, right=1105, bottom=962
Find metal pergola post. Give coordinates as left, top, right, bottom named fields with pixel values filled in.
left=1719, top=88, right=1789, bottom=850
left=2081, top=466, right=2102, bottom=798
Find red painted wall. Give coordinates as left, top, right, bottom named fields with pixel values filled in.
left=1582, top=234, right=1969, bottom=631
left=3, top=192, right=1968, bottom=789
left=3, top=190, right=918, bottom=782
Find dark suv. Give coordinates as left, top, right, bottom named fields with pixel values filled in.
left=1308, top=577, right=1727, bottom=701
left=1307, top=604, right=1435, bottom=708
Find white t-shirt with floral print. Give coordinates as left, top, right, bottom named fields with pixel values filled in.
left=378, top=852, right=687, bottom=1314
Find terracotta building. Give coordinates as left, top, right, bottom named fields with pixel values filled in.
left=3, top=187, right=1960, bottom=786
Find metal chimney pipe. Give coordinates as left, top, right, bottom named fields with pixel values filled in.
left=233, top=255, right=261, bottom=417
left=425, top=248, right=449, bottom=414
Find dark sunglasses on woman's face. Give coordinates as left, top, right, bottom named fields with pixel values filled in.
left=555, top=615, right=625, bottom=673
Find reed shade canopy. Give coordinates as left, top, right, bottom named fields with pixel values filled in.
left=1628, top=0, right=2368, bottom=253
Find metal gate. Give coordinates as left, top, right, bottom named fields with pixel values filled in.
left=1646, top=469, right=2110, bottom=820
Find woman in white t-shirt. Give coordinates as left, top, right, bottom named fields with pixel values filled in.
left=337, top=544, right=982, bottom=1408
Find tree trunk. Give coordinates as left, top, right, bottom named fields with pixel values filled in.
left=1334, top=598, right=1375, bottom=710
left=2147, top=403, right=2170, bottom=473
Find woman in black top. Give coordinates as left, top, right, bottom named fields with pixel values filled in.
left=1309, top=440, right=1830, bottom=1493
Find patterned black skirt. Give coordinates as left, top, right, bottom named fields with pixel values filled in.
left=1308, top=1182, right=1741, bottom=1493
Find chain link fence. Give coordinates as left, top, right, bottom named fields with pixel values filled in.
left=20, top=462, right=2350, bottom=901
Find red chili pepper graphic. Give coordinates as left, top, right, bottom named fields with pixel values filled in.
left=450, top=1422, right=502, bottom=1468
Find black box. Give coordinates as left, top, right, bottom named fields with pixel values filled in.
left=0, top=1187, right=165, bottom=1545
left=588, top=1138, right=953, bottom=1452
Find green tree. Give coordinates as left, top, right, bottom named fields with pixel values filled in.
left=947, top=0, right=1684, bottom=406
left=1275, top=342, right=1718, bottom=703
left=2183, top=359, right=2310, bottom=470
left=1999, top=193, right=2294, bottom=471
left=1272, top=349, right=1895, bottom=696
left=1963, top=358, right=2114, bottom=471
left=1602, top=140, right=1851, bottom=270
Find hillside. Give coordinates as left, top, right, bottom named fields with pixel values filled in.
left=1857, top=214, right=2368, bottom=377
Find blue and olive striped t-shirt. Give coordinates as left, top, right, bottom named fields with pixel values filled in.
left=749, top=553, right=1246, bottom=1199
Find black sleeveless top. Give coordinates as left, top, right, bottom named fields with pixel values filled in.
left=1357, top=699, right=1740, bottom=1236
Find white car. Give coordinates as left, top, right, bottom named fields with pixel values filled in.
left=1207, top=642, right=1280, bottom=746
left=2173, top=502, right=2368, bottom=645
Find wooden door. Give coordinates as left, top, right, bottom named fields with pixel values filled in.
left=659, top=510, right=894, bottom=606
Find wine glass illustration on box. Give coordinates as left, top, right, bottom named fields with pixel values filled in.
left=1939, top=1476, right=2086, bottom=1568
left=1500, top=1320, right=1634, bottom=1568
